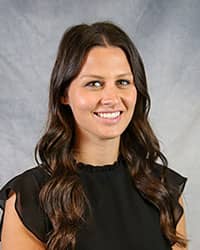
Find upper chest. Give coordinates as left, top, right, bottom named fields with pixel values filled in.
left=76, top=168, right=171, bottom=250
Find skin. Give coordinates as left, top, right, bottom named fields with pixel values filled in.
left=2, top=194, right=187, bottom=250
left=172, top=197, right=188, bottom=250
left=1, top=46, right=187, bottom=249
left=61, top=46, right=137, bottom=165
left=1, top=193, right=46, bottom=250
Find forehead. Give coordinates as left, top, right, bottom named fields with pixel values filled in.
left=77, top=46, right=132, bottom=78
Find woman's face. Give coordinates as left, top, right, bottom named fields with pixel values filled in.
left=61, top=46, right=137, bottom=142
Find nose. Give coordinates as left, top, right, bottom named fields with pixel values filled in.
left=100, top=85, right=120, bottom=106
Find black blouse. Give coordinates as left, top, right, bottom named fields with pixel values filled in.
left=0, top=157, right=187, bottom=250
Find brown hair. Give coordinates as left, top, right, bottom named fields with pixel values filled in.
left=35, top=21, right=186, bottom=249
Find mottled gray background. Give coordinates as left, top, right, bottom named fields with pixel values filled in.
left=0, top=0, right=199, bottom=249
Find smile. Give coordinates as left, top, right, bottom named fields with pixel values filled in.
left=94, top=111, right=122, bottom=119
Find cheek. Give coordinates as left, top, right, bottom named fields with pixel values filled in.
left=69, top=91, right=95, bottom=113
left=126, top=88, right=137, bottom=109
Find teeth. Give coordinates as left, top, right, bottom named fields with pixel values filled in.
left=95, top=112, right=121, bottom=119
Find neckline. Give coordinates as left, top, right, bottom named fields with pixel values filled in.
left=76, top=155, right=124, bottom=173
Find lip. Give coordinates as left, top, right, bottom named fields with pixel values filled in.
left=93, top=111, right=123, bottom=124
left=94, top=110, right=123, bottom=113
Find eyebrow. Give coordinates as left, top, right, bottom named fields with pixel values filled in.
left=80, top=73, right=133, bottom=79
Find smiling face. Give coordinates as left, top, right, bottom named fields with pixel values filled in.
left=61, top=46, right=137, bottom=144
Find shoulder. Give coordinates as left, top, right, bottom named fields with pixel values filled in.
left=152, top=162, right=187, bottom=227
left=0, top=165, right=52, bottom=243
left=152, top=162, right=187, bottom=193
left=2, top=165, right=50, bottom=185
left=0, top=166, right=50, bottom=194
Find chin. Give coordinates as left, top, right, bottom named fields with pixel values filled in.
left=97, top=132, right=122, bottom=140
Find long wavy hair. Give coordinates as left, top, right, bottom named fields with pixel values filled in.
left=35, top=21, right=186, bottom=249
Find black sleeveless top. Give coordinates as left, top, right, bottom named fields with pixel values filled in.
left=0, top=157, right=187, bottom=249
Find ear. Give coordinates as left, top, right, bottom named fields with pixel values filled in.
left=60, top=95, right=69, bottom=105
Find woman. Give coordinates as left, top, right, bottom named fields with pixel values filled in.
left=0, top=21, right=187, bottom=250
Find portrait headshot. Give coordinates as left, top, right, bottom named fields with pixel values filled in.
left=0, top=1, right=199, bottom=250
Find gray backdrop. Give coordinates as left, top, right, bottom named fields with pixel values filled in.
left=0, top=0, right=199, bottom=249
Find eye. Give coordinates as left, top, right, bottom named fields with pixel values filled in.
left=117, top=79, right=130, bottom=86
left=86, top=81, right=102, bottom=88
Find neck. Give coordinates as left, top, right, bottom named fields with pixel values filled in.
left=74, top=134, right=120, bottom=166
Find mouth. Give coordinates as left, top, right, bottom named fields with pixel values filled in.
left=93, top=111, right=123, bottom=119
